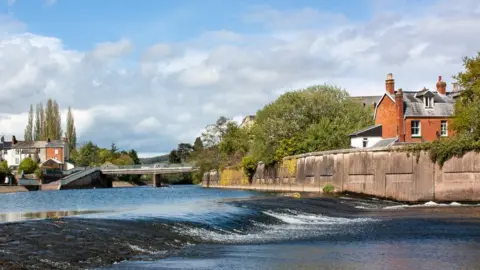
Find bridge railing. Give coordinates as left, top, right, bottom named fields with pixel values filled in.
left=101, top=163, right=195, bottom=170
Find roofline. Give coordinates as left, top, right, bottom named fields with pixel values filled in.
left=348, top=124, right=382, bottom=136
left=373, top=93, right=395, bottom=120
left=403, top=115, right=454, bottom=119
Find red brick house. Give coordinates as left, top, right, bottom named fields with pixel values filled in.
left=350, top=74, right=457, bottom=148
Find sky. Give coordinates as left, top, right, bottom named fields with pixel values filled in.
left=0, top=0, right=479, bottom=157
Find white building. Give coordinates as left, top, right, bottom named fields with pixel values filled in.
left=349, top=125, right=383, bottom=148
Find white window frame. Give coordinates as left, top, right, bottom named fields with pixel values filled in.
left=424, top=96, right=434, bottom=109
left=15, top=157, right=19, bottom=164
left=411, top=120, right=421, bottom=137
left=54, top=149, right=59, bottom=155
left=15, top=149, right=20, bottom=155
left=441, top=121, right=448, bottom=137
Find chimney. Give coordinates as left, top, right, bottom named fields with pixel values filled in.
left=386, top=73, right=395, bottom=95
left=62, top=137, right=67, bottom=142
left=452, top=82, right=459, bottom=92
left=12, top=136, right=16, bottom=145
left=436, top=76, right=447, bottom=95
left=47, top=138, right=51, bottom=143
left=396, top=89, right=405, bottom=142
left=372, top=102, right=377, bottom=112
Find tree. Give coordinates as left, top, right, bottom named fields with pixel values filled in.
left=168, top=150, right=181, bottom=163
left=218, top=121, right=251, bottom=166
left=453, top=52, right=480, bottom=137
left=65, top=106, right=77, bottom=151
left=18, top=157, right=38, bottom=174
left=177, top=143, right=193, bottom=162
left=24, top=105, right=34, bottom=141
left=34, top=103, right=42, bottom=141
left=73, top=141, right=101, bottom=167
left=0, top=160, right=10, bottom=176
left=250, top=85, right=374, bottom=164
left=110, top=142, right=118, bottom=159
left=128, top=149, right=140, bottom=164
left=193, top=137, right=203, bottom=152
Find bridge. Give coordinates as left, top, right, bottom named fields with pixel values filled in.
left=38, top=163, right=197, bottom=190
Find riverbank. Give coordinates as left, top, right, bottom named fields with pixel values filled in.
left=0, top=186, right=28, bottom=194
left=2, top=187, right=480, bottom=269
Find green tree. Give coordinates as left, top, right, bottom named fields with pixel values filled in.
left=128, top=149, right=140, bottom=164
left=19, top=157, right=38, bottom=174
left=193, top=137, right=203, bottom=152
left=0, top=160, right=10, bottom=176
left=34, top=103, right=43, bottom=141
left=168, top=150, right=181, bottom=163
left=250, top=85, right=374, bottom=164
left=65, top=106, right=77, bottom=151
left=73, top=141, right=101, bottom=167
left=453, top=52, right=480, bottom=137
left=218, top=121, right=251, bottom=166
left=24, top=105, right=34, bottom=141
left=177, top=143, right=193, bottom=162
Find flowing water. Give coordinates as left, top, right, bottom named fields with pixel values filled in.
left=1, top=185, right=480, bottom=269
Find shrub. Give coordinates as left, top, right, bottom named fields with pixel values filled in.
left=323, top=183, right=335, bottom=194
left=35, top=168, right=43, bottom=181
left=241, top=155, right=257, bottom=181
left=18, top=157, right=38, bottom=174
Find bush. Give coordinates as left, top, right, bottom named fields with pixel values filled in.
left=18, top=157, right=38, bottom=174
left=35, top=168, right=43, bottom=180
left=400, top=135, right=480, bottom=168
left=241, top=155, right=257, bottom=181
left=323, top=183, right=335, bottom=194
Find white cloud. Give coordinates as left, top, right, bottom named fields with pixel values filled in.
left=0, top=0, right=479, bottom=154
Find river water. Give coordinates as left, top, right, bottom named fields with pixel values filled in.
left=1, top=185, right=480, bottom=269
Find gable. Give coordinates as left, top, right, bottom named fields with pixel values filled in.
left=373, top=93, right=395, bottom=120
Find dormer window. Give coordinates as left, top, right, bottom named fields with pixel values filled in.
left=424, top=96, right=434, bottom=109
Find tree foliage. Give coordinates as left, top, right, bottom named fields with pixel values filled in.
left=28, top=99, right=72, bottom=142
left=250, top=85, right=374, bottom=164
left=24, top=105, right=34, bottom=141
left=453, top=52, right=480, bottom=137
left=19, top=157, right=38, bottom=174
left=168, top=150, right=182, bottom=164
left=65, top=106, right=77, bottom=151
left=0, top=160, right=10, bottom=175
left=71, top=141, right=139, bottom=167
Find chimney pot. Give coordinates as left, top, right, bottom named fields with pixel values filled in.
left=385, top=73, right=395, bottom=95
left=436, top=75, right=447, bottom=95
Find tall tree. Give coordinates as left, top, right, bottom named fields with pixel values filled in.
left=24, top=105, right=34, bottom=141
left=193, top=137, right=203, bottom=152
left=39, top=103, right=46, bottom=140
left=53, top=100, right=62, bottom=140
left=128, top=149, right=140, bottom=165
left=65, top=106, right=77, bottom=151
left=177, top=143, right=193, bottom=162
left=34, top=104, right=42, bottom=141
left=168, top=150, right=181, bottom=163
left=453, top=52, right=480, bottom=137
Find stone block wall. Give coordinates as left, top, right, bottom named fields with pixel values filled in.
left=203, top=148, right=480, bottom=202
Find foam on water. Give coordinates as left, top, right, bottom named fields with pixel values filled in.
left=383, top=201, right=468, bottom=210
left=175, top=210, right=377, bottom=244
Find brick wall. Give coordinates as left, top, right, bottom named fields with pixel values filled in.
left=46, top=147, right=64, bottom=162
left=404, top=117, right=455, bottom=143
left=375, top=96, right=397, bottom=138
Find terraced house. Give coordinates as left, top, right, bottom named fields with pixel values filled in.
left=350, top=74, right=460, bottom=148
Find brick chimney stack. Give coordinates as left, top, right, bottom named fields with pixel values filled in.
left=386, top=73, right=395, bottom=95
left=12, top=136, right=16, bottom=145
left=396, top=89, right=405, bottom=142
left=436, top=76, right=447, bottom=95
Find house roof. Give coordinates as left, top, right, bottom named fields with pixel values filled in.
left=402, top=90, right=455, bottom=117
left=371, top=137, right=398, bottom=148
left=349, top=124, right=382, bottom=137
left=42, top=158, right=63, bottom=165
left=12, top=141, right=48, bottom=149
left=352, top=95, right=382, bottom=106
left=46, top=140, right=66, bottom=148
left=0, top=142, right=12, bottom=151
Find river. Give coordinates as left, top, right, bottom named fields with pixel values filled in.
left=1, top=185, right=480, bottom=269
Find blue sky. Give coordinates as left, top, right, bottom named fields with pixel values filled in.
left=0, top=0, right=478, bottom=157
left=3, top=0, right=373, bottom=50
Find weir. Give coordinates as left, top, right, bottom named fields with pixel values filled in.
left=203, top=147, right=480, bottom=202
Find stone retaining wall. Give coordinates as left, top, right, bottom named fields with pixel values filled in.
left=202, top=148, right=480, bottom=202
